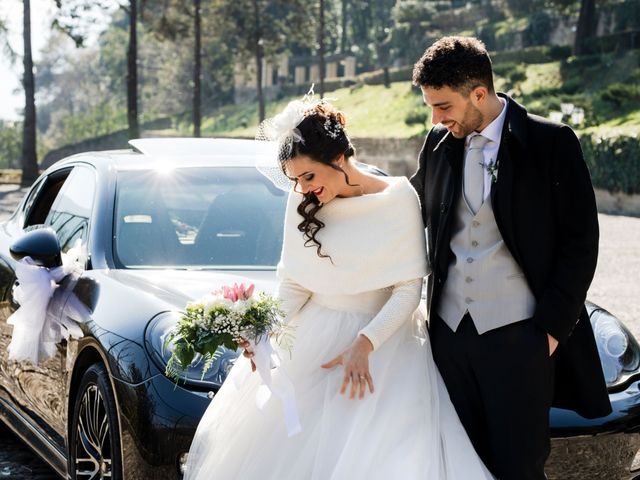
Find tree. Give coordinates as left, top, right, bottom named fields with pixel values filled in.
left=344, top=0, right=395, bottom=70
left=0, top=19, right=16, bottom=61
left=574, top=0, right=598, bottom=55
left=286, top=0, right=340, bottom=99
left=214, top=0, right=313, bottom=122
left=318, top=0, right=326, bottom=98
left=340, top=0, right=349, bottom=54
left=0, top=18, right=22, bottom=170
left=0, top=121, right=23, bottom=169
left=41, top=2, right=234, bottom=146
left=22, top=0, right=38, bottom=186
left=350, top=0, right=372, bottom=66
left=544, top=0, right=599, bottom=55
left=193, top=0, right=202, bottom=137
left=35, top=25, right=129, bottom=147
left=375, top=28, right=391, bottom=88
left=144, top=0, right=231, bottom=137
left=54, top=0, right=143, bottom=140
left=251, top=0, right=266, bottom=121
left=126, top=0, right=139, bottom=139
left=392, top=0, right=444, bottom=66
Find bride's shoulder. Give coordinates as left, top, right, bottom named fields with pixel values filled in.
left=380, top=176, right=422, bottom=213
left=383, top=176, right=417, bottom=197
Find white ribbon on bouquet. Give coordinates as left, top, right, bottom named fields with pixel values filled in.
left=7, top=240, right=87, bottom=364
left=232, top=336, right=301, bottom=437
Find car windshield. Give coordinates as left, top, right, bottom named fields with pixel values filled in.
left=113, top=167, right=287, bottom=269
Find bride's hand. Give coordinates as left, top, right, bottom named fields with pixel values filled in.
left=321, top=335, right=374, bottom=400
left=239, top=339, right=257, bottom=372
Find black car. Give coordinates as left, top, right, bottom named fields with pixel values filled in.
left=0, top=138, right=638, bottom=479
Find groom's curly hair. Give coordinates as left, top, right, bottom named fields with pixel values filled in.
left=280, top=102, right=357, bottom=261
left=412, top=36, right=495, bottom=94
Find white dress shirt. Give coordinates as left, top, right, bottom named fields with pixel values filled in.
left=465, top=97, right=508, bottom=200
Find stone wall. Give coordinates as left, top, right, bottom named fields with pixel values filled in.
left=36, top=133, right=640, bottom=217
left=353, top=137, right=640, bottom=217
left=594, top=189, right=640, bottom=217
left=352, top=136, right=424, bottom=177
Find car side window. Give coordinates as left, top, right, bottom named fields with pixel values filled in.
left=44, top=166, right=96, bottom=254
left=20, top=177, right=45, bottom=221
left=23, top=168, right=73, bottom=229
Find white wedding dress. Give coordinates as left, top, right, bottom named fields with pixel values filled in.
left=184, top=177, right=494, bottom=480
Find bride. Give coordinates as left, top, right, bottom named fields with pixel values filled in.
left=184, top=96, right=494, bottom=479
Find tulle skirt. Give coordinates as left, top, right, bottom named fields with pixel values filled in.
left=184, top=290, right=493, bottom=479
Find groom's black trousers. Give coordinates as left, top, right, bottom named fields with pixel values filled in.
left=430, top=313, right=555, bottom=480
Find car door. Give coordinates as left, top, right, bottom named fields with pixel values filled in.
left=0, top=168, right=72, bottom=443
left=0, top=164, right=96, bottom=450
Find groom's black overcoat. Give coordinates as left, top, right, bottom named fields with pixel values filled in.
left=410, top=93, right=612, bottom=419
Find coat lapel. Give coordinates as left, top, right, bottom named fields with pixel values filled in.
left=491, top=94, right=529, bottom=267
left=491, top=124, right=514, bottom=240
left=432, top=129, right=464, bottom=172
left=434, top=132, right=464, bottom=273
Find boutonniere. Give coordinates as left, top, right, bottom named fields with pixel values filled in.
left=480, top=158, right=499, bottom=184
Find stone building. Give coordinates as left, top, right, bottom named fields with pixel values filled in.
left=234, top=53, right=357, bottom=104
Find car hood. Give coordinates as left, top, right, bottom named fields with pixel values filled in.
left=108, top=269, right=278, bottom=304
left=84, top=269, right=279, bottom=341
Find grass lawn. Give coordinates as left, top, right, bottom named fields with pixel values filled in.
left=189, top=81, right=427, bottom=139
left=171, top=49, right=639, bottom=140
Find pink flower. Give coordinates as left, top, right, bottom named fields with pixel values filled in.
left=222, top=286, right=237, bottom=302
left=218, top=283, right=256, bottom=302
left=233, top=282, right=255, bottom=301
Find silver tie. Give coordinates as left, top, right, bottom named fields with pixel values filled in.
left=463, top=134, right=490, bottom=214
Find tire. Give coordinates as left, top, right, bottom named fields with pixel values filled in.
left=69, top=363, right=122, bottom=480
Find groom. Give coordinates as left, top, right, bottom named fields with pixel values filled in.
left=410, top=37, right=612, bottom=479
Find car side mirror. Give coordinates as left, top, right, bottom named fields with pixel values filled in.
left=10, top=227, right=62, bottom=268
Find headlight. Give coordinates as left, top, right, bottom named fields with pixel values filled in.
left=590, top=308, right=640, bottom=389
left=144, top=311, right=239, bottom=388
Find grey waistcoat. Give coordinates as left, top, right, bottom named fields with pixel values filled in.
left=436, top=188, right=536, bottom=334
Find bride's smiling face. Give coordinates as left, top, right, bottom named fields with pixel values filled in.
left=285, top=154, right=346, bottom=203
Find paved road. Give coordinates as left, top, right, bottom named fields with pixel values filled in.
left=0, top=424, right=58, bottom=479
left=0, top=184, right=26, bottom=221
left=0, top=184, right=638, bottom=478
left=589, top=213, right=640, bottom=340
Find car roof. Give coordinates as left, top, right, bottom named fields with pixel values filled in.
left=50, top=138, right=279, bottom=172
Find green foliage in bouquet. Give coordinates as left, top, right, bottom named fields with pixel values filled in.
left=164, top=285, right=285, bottom=384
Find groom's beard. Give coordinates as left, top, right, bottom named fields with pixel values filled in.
left=448, top=102, right=484, bottom=138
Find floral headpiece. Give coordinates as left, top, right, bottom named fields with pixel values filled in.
left=255, top=85, right=344, bottom=191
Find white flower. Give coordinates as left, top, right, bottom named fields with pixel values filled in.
left=203, top=298, right=219, bottom=312
left=271, top=100, right=307, bottom=146
left=231, top=299, right=250, bottom=314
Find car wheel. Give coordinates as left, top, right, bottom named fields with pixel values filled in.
left=70, top=364, right=122, bottom=480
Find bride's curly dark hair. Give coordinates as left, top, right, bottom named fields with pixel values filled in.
left=279, top=102, right=357, bottom=259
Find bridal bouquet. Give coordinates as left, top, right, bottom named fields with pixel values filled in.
left=165, top=283, right=286, bottom=382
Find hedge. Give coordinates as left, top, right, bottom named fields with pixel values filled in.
left=490, top=45, right=572, bottom=65
left=581, top=133, right=640, bottom=194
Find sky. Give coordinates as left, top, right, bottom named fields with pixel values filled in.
left=0, top=0, right=55, bottom=121
left=0, top=0, right=114, bottom=122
